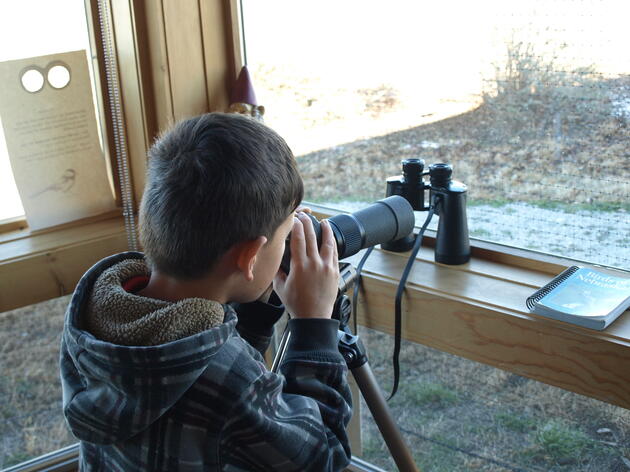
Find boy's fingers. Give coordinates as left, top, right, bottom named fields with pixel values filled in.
left=319, top=219, right=336, bottom=264
left=331, top=225, right=339, bottom=266
left=290, top=217, right=306, bottom=264
left=298, top=212, right=318, bottom=257
left=296, top=205, right=312, bottom=214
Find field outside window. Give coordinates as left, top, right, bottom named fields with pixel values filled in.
left=241, top=0, right=630, bottom=470
left=242, top=0, right=629, bottom=270
left=357, top=326, right=630, bottom=471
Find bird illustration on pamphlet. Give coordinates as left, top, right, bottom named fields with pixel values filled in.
left=30, top=168, right=76, bottom=198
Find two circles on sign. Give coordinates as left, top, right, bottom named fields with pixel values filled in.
left=19, top=61, right=71, bottom=93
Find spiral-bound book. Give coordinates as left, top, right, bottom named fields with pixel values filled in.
left=526, top=266, right=630, bottom=330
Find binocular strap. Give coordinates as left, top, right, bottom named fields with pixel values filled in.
left=389, top=205, right=435, bottom=400
left=350, top=204, right=436, bottom=401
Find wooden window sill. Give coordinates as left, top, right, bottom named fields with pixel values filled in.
left=2, top=203, right=628, bottom=412
left=0, top=212, right=128, bottom=311
left=309, top=203, right=630, bottom=411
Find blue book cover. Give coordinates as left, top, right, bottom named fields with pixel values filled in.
left=527, top=266, right=630, bottom=329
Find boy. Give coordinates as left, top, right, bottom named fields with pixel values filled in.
left=60, top=113, right=352, bottom=471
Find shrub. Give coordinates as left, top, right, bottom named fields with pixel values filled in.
left=481, top=37, right=619, bottom=143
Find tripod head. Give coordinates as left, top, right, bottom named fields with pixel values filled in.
left=332, top=262, right=369, bottom=369
left=332, top=263, right=357, bottom=329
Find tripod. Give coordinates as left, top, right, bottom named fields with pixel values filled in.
left=271, top=263, right=419, bottom=472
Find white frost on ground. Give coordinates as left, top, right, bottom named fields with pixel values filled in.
left=613, top=97, right=630, bottom=119
left=612, top=87, right=630, bottom=120
left=320, top=201, right=630, bottom=270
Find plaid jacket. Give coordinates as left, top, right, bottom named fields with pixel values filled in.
left=60, top=252, right=352, bottom=471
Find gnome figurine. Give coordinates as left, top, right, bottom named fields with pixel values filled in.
left=228, top=65, right=265, bottom=121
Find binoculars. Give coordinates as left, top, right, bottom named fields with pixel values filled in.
left=383, top=158, right=470, bottom=265
left=280, top=158, right=470, bottom=272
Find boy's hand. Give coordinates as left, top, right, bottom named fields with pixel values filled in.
left=256, top=206, right=312, bottom=304
left=273, top=212, right=339, bottom=319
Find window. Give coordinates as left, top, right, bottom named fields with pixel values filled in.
left=0, top=295, right=74, bottom=468
left=240, top=1, right=630, bottom=468
left=241, top=0, right=629, bottom=270
left=0, top=0, right=115, bottom=229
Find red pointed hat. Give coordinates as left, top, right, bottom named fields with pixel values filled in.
left=230, top=65, right=258, bottom=106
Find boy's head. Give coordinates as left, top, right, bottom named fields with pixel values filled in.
left=139, top=112, right=303, bottom=280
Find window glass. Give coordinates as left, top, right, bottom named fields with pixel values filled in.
left=357, top=326, right=630, bottom=470
left=242, top=0, right=630, bottom=270
left=0, top=295, right=74, bottom=467
left=0, top=0, right=99, bottom=223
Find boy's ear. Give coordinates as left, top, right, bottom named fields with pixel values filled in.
left=235, top=236, right=267, bottom=281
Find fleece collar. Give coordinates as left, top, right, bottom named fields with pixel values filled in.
left=85, top=257, right=224, bottom=346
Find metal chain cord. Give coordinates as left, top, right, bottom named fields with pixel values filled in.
left=97, top=0, right=138, bottom=251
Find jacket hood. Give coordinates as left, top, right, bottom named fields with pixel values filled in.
left=60, top=252, right=236, bottom=444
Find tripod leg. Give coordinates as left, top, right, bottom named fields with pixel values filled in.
left=351, top=361, right=419, bottom=472
left=269, top=293, right=418, bottom=470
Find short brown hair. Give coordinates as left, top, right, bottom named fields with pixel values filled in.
left=139, top=113, right=303, bottom=279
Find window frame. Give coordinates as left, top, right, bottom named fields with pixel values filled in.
left=1, top=444, right=79, bottom=472
left=2, top=1, right=629, bottom=470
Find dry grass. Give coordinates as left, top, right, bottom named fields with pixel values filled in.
left=0, top=295, right=74, bottom=469
left=253, top=62, right=629, bottom=213
left=295, top=101, right=630, bottom=208
left=259, top=63, right=629, bottom=269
